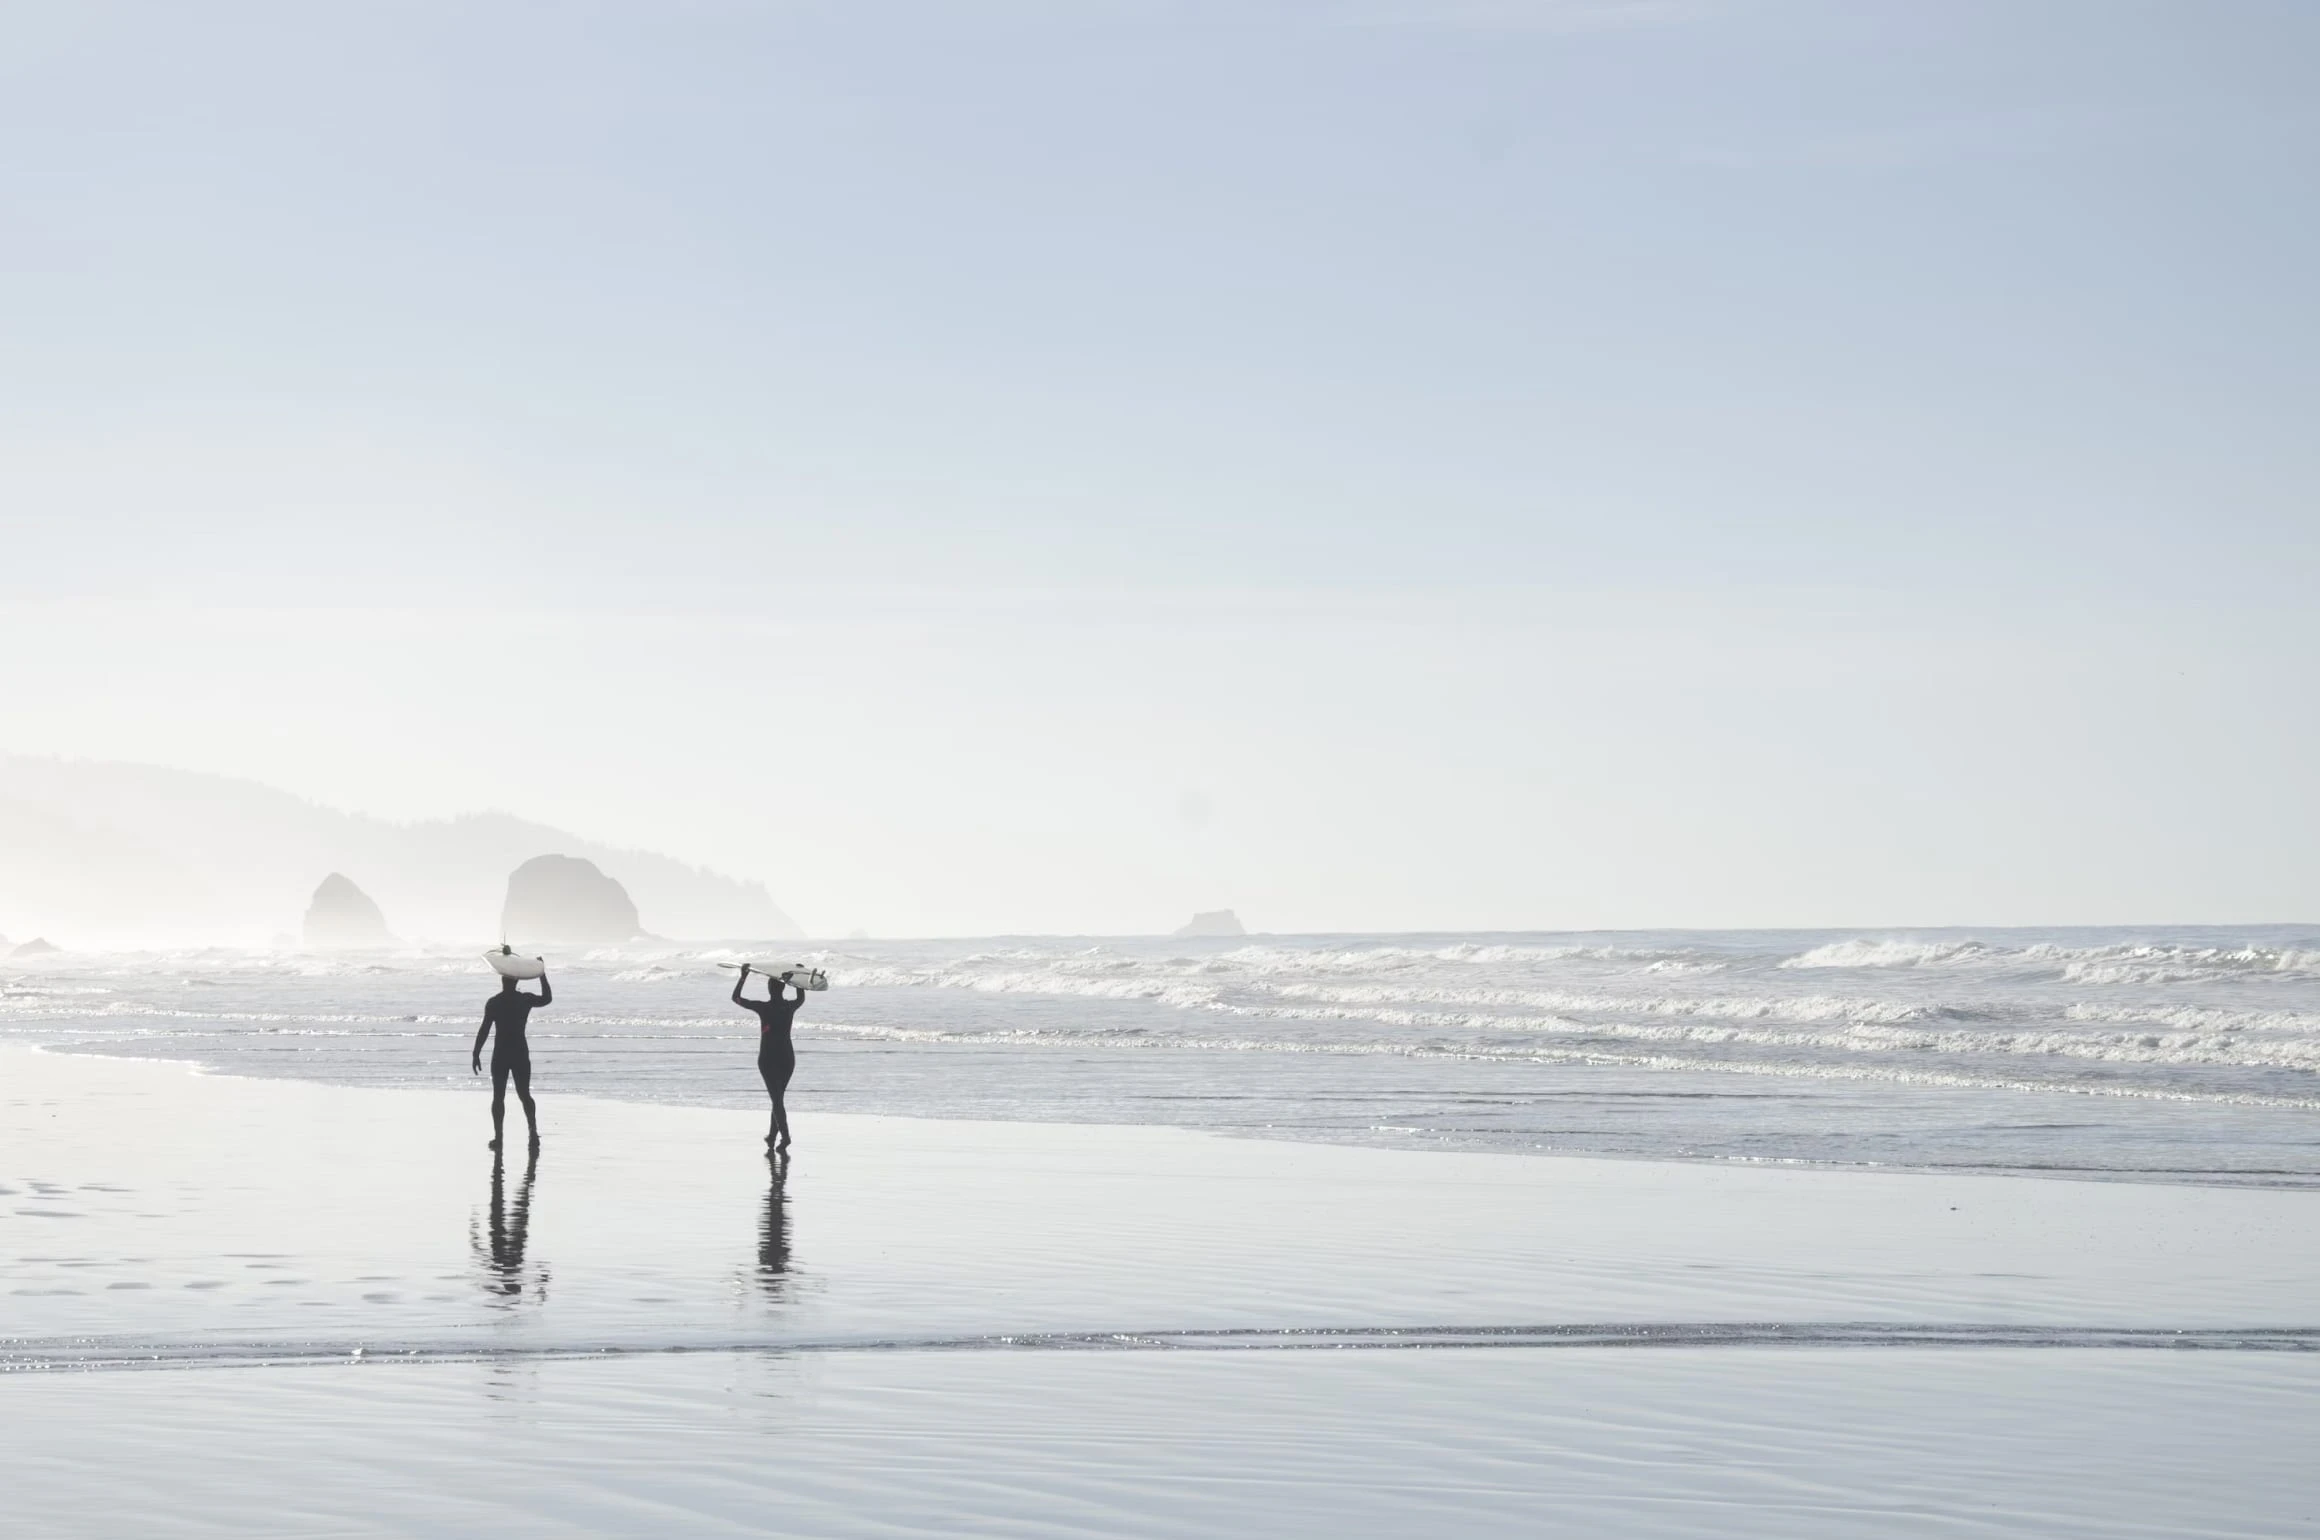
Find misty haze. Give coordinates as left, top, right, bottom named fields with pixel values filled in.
left=0, top=755, right=797, bottom=947
left=5, top=2, right=2317, bottom=1536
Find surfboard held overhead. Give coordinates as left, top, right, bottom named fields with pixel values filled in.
left=718, top=961, right=829, bottom=991
left=484, top=947, right=548, bottom=980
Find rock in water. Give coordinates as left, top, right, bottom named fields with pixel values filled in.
left=502, top=854, right=644, bottom=943
left=303, top=873, right=393, bottom=948
left=1172, top=909, right=1247, bottom=939
left=10, top=936, right=60, bottom=957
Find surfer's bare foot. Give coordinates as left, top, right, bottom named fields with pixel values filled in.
left=488, top=1138, right=501, bottom=1151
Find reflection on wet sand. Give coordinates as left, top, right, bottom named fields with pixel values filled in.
left=758, top=1152, right=790, bottom=1298
left=472, top=1147, right=546, bottom=1305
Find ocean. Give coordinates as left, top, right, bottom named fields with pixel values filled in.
left=6, top=925, right=2319, bottom=1187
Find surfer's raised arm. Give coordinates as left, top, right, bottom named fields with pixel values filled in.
left=731, top=962, right=752, bottom=1006
left=531, top=970, right=552, bottom=1008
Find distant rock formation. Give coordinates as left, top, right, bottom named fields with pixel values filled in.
left=1172, top=909, right=1247, bottom=939
left=303, top=873, right=393, bottom=948
left=502, top=854, right=644, bottom=943
left=10, top=937, right=59, bottom=957
left=0, top=754, right=803, bottom=945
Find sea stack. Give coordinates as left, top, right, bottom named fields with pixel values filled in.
left=303, top=873, right=393, bottom=948
left=9, top=937, right=60, bottom=957
left=502, top=854, right=644, bottom=943
left=1172, top=909, right=1248, bottom=939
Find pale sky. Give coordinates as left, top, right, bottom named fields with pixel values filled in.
left=4, top=1, right=2316, bottom=936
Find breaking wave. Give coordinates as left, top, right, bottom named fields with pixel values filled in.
left=8, top=924, right=2320, bottom=1182
left=1782, top=936, right=2320, bottom=982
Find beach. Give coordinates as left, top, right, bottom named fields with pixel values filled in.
left=5, top=1042, right=2318, bottom=1535
left=13, top=0, right=2316, bottom=1525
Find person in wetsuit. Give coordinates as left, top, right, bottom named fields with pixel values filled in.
left=732, top=963, right=804, bottom=1151
left=472, top=966, right=552, bottom=1151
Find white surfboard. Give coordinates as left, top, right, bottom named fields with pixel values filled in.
left=719, top=961, right=828, bottom=991
left=484, top=949, right=547, bottom=980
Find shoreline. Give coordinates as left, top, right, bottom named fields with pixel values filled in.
left=23, top=1324, right=2320, bottom=1377
left=29, top=1032, right=2320, bottom=1194
left=14, top=925, right=2320, bottom=1190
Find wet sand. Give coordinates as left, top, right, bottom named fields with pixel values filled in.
left=4, top=1044, right=2318, bottom=1534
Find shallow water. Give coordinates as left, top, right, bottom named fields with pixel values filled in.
left=10, top=1350, right=2320, bottom=1539
left=8, top=1045, right=2319, bottom=1538
left=7, top=926, right=2320, bottom=1185
left=9, top=1047, right=2320, bottom=1369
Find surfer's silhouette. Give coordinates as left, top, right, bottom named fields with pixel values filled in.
left=732, top=963, right=804, bottom=1150
left=473, top=965, right=551, bottom=1151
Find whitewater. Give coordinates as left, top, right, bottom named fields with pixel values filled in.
left=6, top=925, right=2320, bottom=1187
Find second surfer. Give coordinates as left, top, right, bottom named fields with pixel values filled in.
left=732, top=963, right=805, bottom=1151
left=473, top=963, right=552, bottom=1151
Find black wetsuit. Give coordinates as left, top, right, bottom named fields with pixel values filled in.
left=484, top=989, right=544, bottom=1078
left=476, top=978, right=550, bottom=1144
left=750, top=988, right=801, bottom=1092
left=739, top=978, right=803, bottom=1146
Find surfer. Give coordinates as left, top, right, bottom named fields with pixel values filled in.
left=472, top=967, right=552, bottom=1152
left=732, top=963, right=804, bottom=1151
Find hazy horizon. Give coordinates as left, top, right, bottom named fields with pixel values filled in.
left=6, top=1, right=2316, bottom=937
left=7, top=743, right=2316, bottom=945
left=0, top=751, right=798, bottom=948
